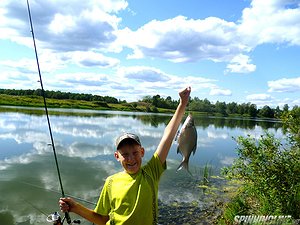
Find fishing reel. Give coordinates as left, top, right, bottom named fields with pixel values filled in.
left=47, top=212, right=81, bottom=225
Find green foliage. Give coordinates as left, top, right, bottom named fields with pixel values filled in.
left=258, top=105, right=275, bottom=118
left=141, top=94, right=178, bottom=109
left=93, top=101, right=109, bottom=108
left=281, top=105, right=300, bottom=146
left=219, top=193, right=250, bottom=224
left=222, top=108, right=300, bottom=220
left=189, top=97, right=213, bottom=113
left=0, top=88, right=119, bottom=104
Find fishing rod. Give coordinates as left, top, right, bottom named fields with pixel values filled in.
left=26, top=1, right=74, bottom=224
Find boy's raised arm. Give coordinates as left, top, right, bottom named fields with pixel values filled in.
left=156, top=87, right=191, bottom=164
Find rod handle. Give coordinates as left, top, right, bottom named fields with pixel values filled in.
left=65, top=212, right=72, bottom=224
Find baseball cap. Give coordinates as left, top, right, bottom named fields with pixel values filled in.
left=116, top=133, right=141, bottom=149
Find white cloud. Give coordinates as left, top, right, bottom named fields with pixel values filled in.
left=1, top=1, right=298, bottom=65
left=114, top=66, right=219, bottom=100
left=238, top=0, right=300, bottom=46
left=246, top=93, right=278, bottom=107
left=245, top=94, right=299, bottom=108
left=246, top=93, right=273, bottom=101
left=0, top=51, right=65, bottom=73
left=63, top=51, right=120, bottom=68
left=53, top=72, right=110, bottom=89
left=276, top=98, right=299, bottom=108
left=123, top=16, right=244, bottom=63
left=225, top=54, right=256, bottom=73
left=49, top=13, right=76, bottom=35
left=118, top=66, right=171, bottom=82
left=209, top=88, right=232, bottom=96
left=0, top=0, right=126, bottom=52
left=268, top=77, right=300, bottom=92
left=0, top=63, right=226, bottom=102
left=1, top=0, right=299, bottom=67
left=119, top=1, right=300, bottom=69
left=0, top=59, right=37, bottom=74
left=0, top=70, right=32, bottom=84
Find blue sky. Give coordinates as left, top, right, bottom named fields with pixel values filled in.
left=0, top=0, right=300, bottom=108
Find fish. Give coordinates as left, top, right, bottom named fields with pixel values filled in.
left=175, top=113, right=197, bottom=173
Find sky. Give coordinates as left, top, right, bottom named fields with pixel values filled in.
left=0, top=0, right=300, bottom=108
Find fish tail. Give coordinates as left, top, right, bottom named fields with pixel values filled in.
left=176, top=160, right=191, bottom=175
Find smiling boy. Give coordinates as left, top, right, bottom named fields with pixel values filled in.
left=59, top=86, right=191, bottom=225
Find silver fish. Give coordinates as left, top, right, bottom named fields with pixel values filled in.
left=176, top=113, right=197, bottom=173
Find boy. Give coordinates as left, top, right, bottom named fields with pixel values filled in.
left=59, top=86, right=191, bottom=225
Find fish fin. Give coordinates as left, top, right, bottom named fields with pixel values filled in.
left=192, top=127, right=197, bottom=155
left=192, top=145, right=197, bottom=155
left=176, top=161, right=185, bottom=171
left=177, top=146, right=180, bottom=154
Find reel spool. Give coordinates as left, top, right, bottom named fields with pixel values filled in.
left=47, top=212, right=62, bottom=225
left=46, top=212, right=81, bottom=224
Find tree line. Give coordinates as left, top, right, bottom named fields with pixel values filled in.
left=0, top=88, right=120, bottom=104
left=141, top=94, right=292, bottom=119
left=0, top=88, right=294, bottom=119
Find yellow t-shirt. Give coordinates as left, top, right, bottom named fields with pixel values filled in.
left=94, top=153, right=166, bottom=225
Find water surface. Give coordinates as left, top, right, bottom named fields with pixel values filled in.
left=0, top=107, right=283, bottom=224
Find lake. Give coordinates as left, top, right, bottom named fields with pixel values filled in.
left=0, top=106, right=283, bottom=224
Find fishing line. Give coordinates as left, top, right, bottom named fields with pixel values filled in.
left=19, top=180, right=97, bottom=206
left=26, top=0, right=72, bottom=223
left=23, top=199, right=48, bottom=216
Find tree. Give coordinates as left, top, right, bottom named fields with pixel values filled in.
left=152, top=95, right=160, bottom=107
left=248, top=103, right=257, bottom=118
left=237, top=103, right=246, bottom=115
left=274, top=106, right=282, bottom=118
left=141, top=95, right=152, bottom=103
left=258, top=105, right=275, bottom=118
left=215, top=101, right=227, bottom=116
left=283, top=104, right=289, bottom=113
left=226, top=102, right=238, bottom=115
left=203, top=98, right=213, bottom=113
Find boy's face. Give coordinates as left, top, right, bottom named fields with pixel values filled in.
left=114, top=144, right=145, bottom=175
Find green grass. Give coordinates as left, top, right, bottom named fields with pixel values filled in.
left=0, top=94, right=174, bottom=114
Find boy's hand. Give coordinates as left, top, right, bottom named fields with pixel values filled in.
left=179, top=86, right=191, bottom=106
left=59, top=197, right=109, bottom=224
left=59, top=197, right=76, bottom=213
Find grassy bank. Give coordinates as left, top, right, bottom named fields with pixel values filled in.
left=0, top=94, right=175, bottom=113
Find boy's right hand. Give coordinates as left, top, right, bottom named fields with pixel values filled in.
left=59, top=197, right=76, bottom=213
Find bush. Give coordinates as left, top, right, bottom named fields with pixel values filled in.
left=93, top=101, right=109, bottom=108
left=222, top=108, right=300, bottom=221
left=225, top=133, right=300, bottom=216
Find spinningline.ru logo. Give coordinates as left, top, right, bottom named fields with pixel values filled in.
left=234, top=215, right=300, bottom=224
